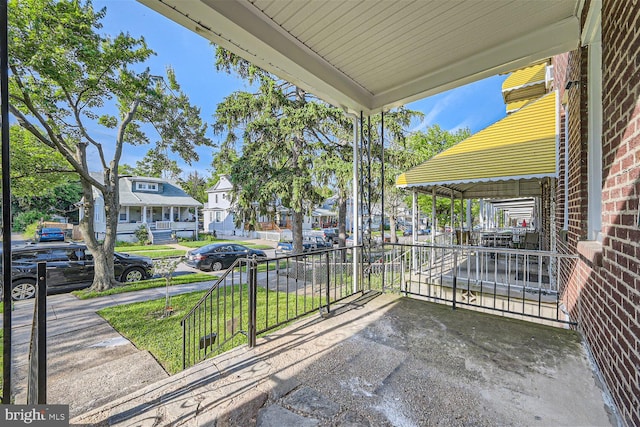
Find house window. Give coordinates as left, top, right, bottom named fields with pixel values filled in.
left=215, top=194, right=218, bottom=204
left=222, top=193, right=226, bottom=200
left=215, top=211, right=222, bottom=223
left=119, top=207, right=127, bottom=222
left=136, top=182, right=158, bottom=191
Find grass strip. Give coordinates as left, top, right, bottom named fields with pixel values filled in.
left=99, top=286, right=321, bottom=374
left=72, top=273, right=216, bottom=299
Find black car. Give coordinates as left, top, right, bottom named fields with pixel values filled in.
left=184, top=243, right=267, bottom=271
left=2, top=242, right=154, bottom=300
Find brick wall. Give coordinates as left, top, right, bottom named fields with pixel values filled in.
left=558, top=1, right=640, bottom=425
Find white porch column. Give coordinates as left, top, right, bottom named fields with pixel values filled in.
left=142, top=206, right=147, bottom=223
left=466, top=200, right=472, bottom=231
left=126, top=206, right=130, bottom=222
left=411, top=191, right=417, bottom=243
left=170, top=206, right=174, bottom=222
left=195, top=207, right=199, bottom=239
left=450, top=189, right=454, bottom=245
left=351, top=114, right=359, bottom=294
left=431, top=188, right=436, bottom=245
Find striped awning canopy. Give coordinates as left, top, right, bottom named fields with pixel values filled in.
left=396, top=92, right=556, bottom=199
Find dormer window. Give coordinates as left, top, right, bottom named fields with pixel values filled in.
left=136, top=182, right=158, bottom=191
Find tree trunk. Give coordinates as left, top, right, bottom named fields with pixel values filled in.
left=292, top=208, right=304, bottom=254
left=80, top=167, right=119, bottom=292
left=390, top=215, right=398, bottom=243
left=337, top=193, right=347, bottom=247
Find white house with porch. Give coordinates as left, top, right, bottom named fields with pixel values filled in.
left=83, top=175, right=202, bottom=243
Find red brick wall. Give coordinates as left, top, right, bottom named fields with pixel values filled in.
left=558, top=2, right=640, bottom=426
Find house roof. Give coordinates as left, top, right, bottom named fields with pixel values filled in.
left=90, top=174, right=202, bottom=207
left=206, top=174, right=232, bottom=193
left=396, top=92, right=557, bottom=198
left=138, top=0, right=581, bottom=114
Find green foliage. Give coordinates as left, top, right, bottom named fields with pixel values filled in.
left=23, top=222, right=41, bottom=241
left=177, top=171, right=209, bottom=204
left=133, top=147, right=182, bottom=179
left=213, top=49, right=348, bottom=251
left=7, top=0, right=213, bottom=291
left=13, top=211, right=48, bottom=233
left=4, top=125, right=76, bottom=198
left=134, top=225, right=149, bottom=245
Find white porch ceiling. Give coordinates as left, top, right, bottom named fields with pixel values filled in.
left=139, top=0, right=581, bottom=114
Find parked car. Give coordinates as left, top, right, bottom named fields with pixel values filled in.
left=275, top=236, right=333, bottom=255
left=184, top=243, right=267, bottom=271
left=320, top=228, right=349, bottom=243
left=2, top=242, right=154, bottom=300
left=35, top=227, right=65, bottom=242
left=404, top=227, right=430, bottom=236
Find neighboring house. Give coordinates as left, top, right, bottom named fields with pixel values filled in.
left=82, top=174, right=202, bottom=243
left=203, top=175, right=319, bottom=239
left=202, top=175, right=244, bottom=236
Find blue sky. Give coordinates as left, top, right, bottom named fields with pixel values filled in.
left=96, top=0, right=508, bottom=176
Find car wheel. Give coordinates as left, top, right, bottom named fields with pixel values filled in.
left=12, top=280, right=37, bottom=301
left=121, top=267, right=145, bottom=282
left=211, top=261, right=223, bottom=271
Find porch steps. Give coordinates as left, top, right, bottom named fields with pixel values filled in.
left=150, top=229, right=176, bottom=244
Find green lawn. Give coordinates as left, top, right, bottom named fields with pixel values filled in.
left=99, top=286, right=321, bottom=374
left=72, top=273, right=216, bottom=299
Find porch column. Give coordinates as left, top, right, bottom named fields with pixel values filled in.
left=412, top=191, right=417, bottom=243
left=351, top=114, right=359, bottom=293
left=195, top=207, right=199, bottom=239
left=142, top=206, right=147, bottom=223
left=450, top=189, right=454, bottom=245
left=126, top=206, right=130, bottom=222
left=170, top=206, right=174, bottom=222
left=431, top=188, right=436, bottom=245
left=466, top=200, right=472, bottom=231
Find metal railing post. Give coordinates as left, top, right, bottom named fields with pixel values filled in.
left=28, top=262, right=47, bottom=404
left=325, top=251, right=331, bottom=314
left=248, top=260, right=257, bottom=348
left=452, top=251, right=457, bottom=310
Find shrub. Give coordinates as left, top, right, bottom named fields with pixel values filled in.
left=134, top=225, right=149, bottom=245
left=13, top=211, right=49, bottom=232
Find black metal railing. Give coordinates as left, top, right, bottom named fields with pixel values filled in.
left=371, top=242, right=578, bottom=325
left=182, top=246, right=362, bottom=369
left=27, top=262, right=47, bottom=404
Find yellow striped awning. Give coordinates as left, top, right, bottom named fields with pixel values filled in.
left=396, top=92, right=556, bottom=191
left=502, top=62, right=547, bottom=93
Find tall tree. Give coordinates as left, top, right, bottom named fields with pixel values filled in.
left=213, top=48, right=346, bottom=253
left=133, top=147, right=182, bottom=179
left=178, top=171, right=209, bottom=204
left=8, top=0, right=212, bottom=291
left=3, top=125, right=76, bottom=198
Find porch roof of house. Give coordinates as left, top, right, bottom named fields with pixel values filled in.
left=396, top=92, right=557, bottom=199
left=138, top=0, right=582, bottom=116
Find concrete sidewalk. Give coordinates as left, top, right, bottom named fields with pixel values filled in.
left=4, top=277, right=222, bottom=417
left=71, top=292, right=615, bottom=427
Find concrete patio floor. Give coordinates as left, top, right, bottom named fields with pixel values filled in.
left=71, top=291, right=615, bottom=426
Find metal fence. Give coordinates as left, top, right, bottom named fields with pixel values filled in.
left=369, top=243, right=578, bottom=325
left=27, top=262, right=47, bottom=404
left=181, top=246, right=362, bottom=369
